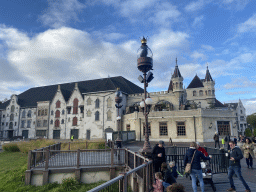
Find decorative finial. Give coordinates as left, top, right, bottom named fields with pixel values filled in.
left=176, top=57, right=178, bottom=66
left=141, top=36, right=147, bottom=44
left=117, top=87, right=120, bottom=91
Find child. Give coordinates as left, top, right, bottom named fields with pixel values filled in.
left=166, top=183, right=185, bottom=192
left=169, top=161, right=178, bottom=178
left=153, top=172, right=164, bottom=192
left=222, top=137, right=225, bottom=148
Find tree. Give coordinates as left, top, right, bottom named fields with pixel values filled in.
left=247, top=113, right=256, bottom=129
left=245, top=128, right=252, bottom=137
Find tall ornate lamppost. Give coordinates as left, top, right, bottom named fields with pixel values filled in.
left=137, top=37, right=154, bottom=157
left=115, top=88, right=123, bottom=148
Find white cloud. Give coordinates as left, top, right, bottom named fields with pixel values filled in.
left=237, top=14, right=256, bottom=33
left=39, top=0, right=86, bottom=28
left=191, top=51, right=207, bottom=60
left=219, top=0, right=250, bottom=10
left=224, top=77, right=256, bottom=89
left=185, top=0, right=206, bottom=12
left=201, top=44, right=214, bottom=51
left=149, top=2, right=181, bottom=26
left=243, top=98, right=256, bottom=115
left=192, top=15, right=204, bottom=27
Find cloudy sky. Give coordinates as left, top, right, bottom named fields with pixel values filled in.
left=0, top=0, right=256, bottom=114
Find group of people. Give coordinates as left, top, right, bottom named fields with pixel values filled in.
left=152, top=140, right=184, bottom=192
left=152, top=138, right=254, bottom=192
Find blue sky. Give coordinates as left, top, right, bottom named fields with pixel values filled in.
left=0, top=0, right=256, bottom=115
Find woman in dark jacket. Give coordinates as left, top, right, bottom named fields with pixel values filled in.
left=184, top=142, right=211, bottom=192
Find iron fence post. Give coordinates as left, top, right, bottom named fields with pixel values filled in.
left=110, top=148, right=115, bottom=179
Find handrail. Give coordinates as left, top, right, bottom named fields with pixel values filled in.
left=87, top=175, right=124, bottom=192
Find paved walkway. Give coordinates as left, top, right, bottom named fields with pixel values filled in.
left=123, top=141, right=256, bottom=192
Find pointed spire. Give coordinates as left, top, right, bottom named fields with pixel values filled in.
left=205, top=65, right=213, bottom=81
left=172, top=58, right=182, bottom=78
left=168, top=80, right=173, bottom=92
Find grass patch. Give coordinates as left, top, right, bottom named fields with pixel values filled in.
left=61, top=140, right=107, bottom=150
left=0, top=151, right=108, bottom=192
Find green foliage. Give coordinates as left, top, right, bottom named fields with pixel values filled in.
left=253, top=128, right=256, bottom=137
left=245, top=128, right=252, bottom=137
left=0, top=152, right=110, bottom=192
left=2, top=143, right=20, bottom=152
left=247, top=113, right=256, bottom=129
left=59, top=178, right=79, bottom=191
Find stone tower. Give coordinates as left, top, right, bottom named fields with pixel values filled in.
left=203, top=66, right=215, bottom=105
left=171, top=58, right=184, bottom=98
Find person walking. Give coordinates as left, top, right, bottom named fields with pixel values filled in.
left=213, top=132, right=220, bottom=149
left=152, top=140, right=166, bottom=172
left=184, top=142, right=211, bottom=192
left=71, top=135, right=74, bottom=142
left=227, top=141, right=251, bottom=192
left=242, top=138, right=254, bottom=169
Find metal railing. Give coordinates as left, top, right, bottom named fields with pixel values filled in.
left=88, top=150, right=153, bottom=192
left=27, top=148, right=125, bottom=170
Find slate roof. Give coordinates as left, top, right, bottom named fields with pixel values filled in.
left=187, top=75, right=204, bottom=88
left=204, top=66, right=213, bottom=82
left=0, top=76, right=144, bottom=109
left=224, top=103, right=238, bottom=109
left=172, top=64, right=182, bottom=78
left=215, top=99, right=225, bottom=107
left=168, top=80, right=173, bottom=92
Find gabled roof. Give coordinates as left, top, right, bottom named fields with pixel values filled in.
left=168, top=80, right=173, bottom=92
left=204, top=66, right=213, bottom=81
left=215, top=99, right=225, bottom=107
left=0, top=76, right=144, bottom=109
left=187, top=75, right=204, bottom=89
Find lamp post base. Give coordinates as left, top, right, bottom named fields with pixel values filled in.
left=141, top=142, right=152, bottom=158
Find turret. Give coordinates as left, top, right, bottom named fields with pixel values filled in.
left=171, top=58, right=184, bottom=98
left=203, top=66, right=215, bottom=105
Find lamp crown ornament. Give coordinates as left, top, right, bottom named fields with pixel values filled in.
left=137, top=36, right=153, bottom=73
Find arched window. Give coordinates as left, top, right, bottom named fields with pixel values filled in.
left=205, top=91, right=207, bottom=95
left=107, top=110, right=112, bottom=121
left=45, top=109, right=48, bottom=116
left=176, top=82, right=178, bottom=89
left=95, top=111, right=100, bottom=121
left=51, top=110, right=54, bottom=115
left=199, top=90, right=203, bottom=96
left=95, top=99, right=100, bottom=108
left=87, top=98, right=92, bottom=105
left=107, top=98, right=112, bottom=108
left=61, top=119, right=64, bottom=124
left=10, top=114, right=14, bottom=121
left=11, top=105, right=15, bottom=112
left=73, top=117, right=78, bottom=126
left=62, top=109, right=65, bottom=115
left=212, top=90, right=215, bottom=95
left=193, top=91, right=197, bottom=96
left=87, top=110, right=91, bottom=117
left=55, top=110, right=60, bottom=118
left=55, top=120, right=60, bottom=127
left=27, top=120, right=31, bottom=128
left=50, top=119, right=53, bottom=124
left=73, top=98, right=78, bottom=114
left=56, top=100, right=61, bottom=108
left=41, top=109, right=45, bottom=116
left=22, top=110, right=26, bottom=118
left=27, top=110, right=32, bottom=118
left=208, top=90, right=211, bottom=95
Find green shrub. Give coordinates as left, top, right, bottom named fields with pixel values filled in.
left=59, top=178, right=79, bottom=191
left=2, top=143, right=20, bottom=152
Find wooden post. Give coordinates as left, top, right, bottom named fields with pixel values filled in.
left=77, top=149, right=80, bottom=168
left=86, top=140, right=88, bottom=149
left=43, top=150, right=49, bottom=185
left=27, top=150, right=32, bottom=170
left=25, top=150, right=32, bottom=185
left=146, top=163, right=149, bottom=192
left=75, top=149, right=81, bottom=182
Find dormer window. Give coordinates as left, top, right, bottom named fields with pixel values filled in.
left=193, top=91, right=197, bottom=96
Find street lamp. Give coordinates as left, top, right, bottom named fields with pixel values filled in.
left=137, top=37, right=154, bottom=157
left=115, top=88, right=123, bottom=148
